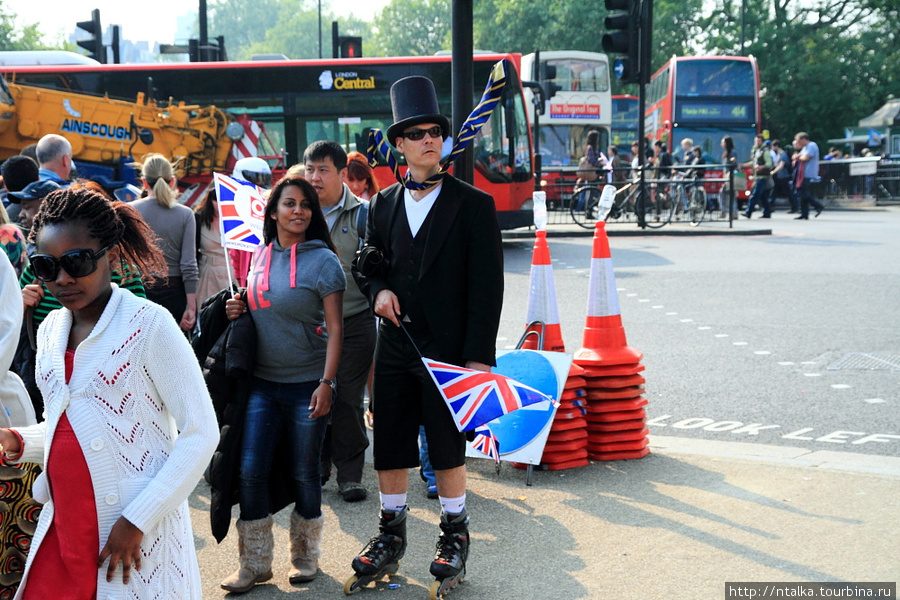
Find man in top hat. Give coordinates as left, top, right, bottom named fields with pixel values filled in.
left=348, top=75, right=504, bottom=594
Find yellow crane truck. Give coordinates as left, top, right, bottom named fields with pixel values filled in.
left=0, top=73, right=241, bottom=190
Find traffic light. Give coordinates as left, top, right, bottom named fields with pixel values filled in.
left=76, top=9, right=106, bottom=63
left=338, top=36, right=363, bottom=58
left=539, top=63, right=562, bottom=101
left=602, top=0, right=639, bottom=83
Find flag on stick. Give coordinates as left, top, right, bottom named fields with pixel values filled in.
left=471, top=424, right=500, bottom=463
left=422, top=358, right=557, bottom=432
left=213, top=172, right=267, bottom=251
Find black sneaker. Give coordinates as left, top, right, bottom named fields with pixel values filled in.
left=340, top=482, right=367, bottom=502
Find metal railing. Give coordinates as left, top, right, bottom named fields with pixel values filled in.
left=539, top=163, right=740, bottom=227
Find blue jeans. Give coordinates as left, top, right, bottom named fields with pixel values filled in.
left=745, top=179, right=771, bottom=217
left=239, top=378, right=328, bottom=521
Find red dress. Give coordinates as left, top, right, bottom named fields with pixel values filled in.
left=23, top=349, right=99, bottom=600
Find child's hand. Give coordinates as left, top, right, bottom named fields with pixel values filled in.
left=98, top=516, right=143, bottom=584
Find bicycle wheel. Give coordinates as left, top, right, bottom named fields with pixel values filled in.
left=639, top=186, right=675, bottom=229
left=570, top=186, right=602, bottom=229
left=689, top=186, right=707, bottom=226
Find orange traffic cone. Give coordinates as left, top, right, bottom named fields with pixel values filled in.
left=521, top=230, right=565, bottom=352
left=573, top=221, right=642, bottom=366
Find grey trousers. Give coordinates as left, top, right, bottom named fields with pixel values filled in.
left=322, top=308, right=376, bottom=485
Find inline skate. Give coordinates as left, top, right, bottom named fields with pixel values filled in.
left=428, top=510, right=469, bottom=599
left=343, top=507, right=407, bottom=594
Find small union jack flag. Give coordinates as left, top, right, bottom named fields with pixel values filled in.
left=471, top=425, right=500, bottom=463
left=213, top=172, right=267, bottom=251
left=422, top=358, right=556, bottom=432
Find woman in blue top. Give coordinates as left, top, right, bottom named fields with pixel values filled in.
left=221, top=176, right=346, bottom=593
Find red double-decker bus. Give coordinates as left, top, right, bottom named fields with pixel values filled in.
left=2, top=53, right=535, bottom=229
left=645, top=55, right=761, bottom=199
left=611, top=94, right=639, bottom=160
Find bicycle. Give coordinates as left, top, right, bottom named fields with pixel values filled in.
left=634, top=179, right=676, bottom=229
left=569, top=183, right=605, bottom=229
left=570, top=182, right=638, bottom=228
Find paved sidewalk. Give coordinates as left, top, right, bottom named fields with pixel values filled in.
left=191, top=436, right=899, bottom=599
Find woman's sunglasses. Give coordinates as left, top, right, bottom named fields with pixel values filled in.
left=30, top=246, right=112, bottom=282
left=401, top=126, right=443, bottom=141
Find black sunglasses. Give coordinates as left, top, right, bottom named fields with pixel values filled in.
left=30, top=245, right=113, bottom=282
left=401, top=126, right=443, bottom=141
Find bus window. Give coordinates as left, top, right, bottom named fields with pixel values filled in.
left=547, top=59, right=610, bottom=92
left=675, top=60, right=755, bottom=97
left=473, top=88, right=531, bottom=183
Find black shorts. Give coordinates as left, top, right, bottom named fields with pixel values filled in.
left=371, top=324, right=467, bottom=471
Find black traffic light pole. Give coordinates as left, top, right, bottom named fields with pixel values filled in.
left=451, top=0, right=474, bottom=185
left=76, top=9, right=105, bottom=63
left=603, top=0, right=653, bottom=227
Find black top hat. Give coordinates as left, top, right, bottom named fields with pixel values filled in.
left=7, top=179, right=61, bottom=204
left=386, top=76, right=452, bottom=146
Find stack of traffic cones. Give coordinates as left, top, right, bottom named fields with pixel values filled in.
left=536, top=363, right=589, bottom=470
left=515, top=228, right=588, bottom=471
left=573, top=221, right=650, bottom=461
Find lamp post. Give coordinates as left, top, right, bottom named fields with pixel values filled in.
left=318, top=0, right=323, bottom=58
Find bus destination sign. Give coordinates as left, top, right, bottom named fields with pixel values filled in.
left=549, top=103, right=601, bottom=120
left=677, top=101, right=752, bottom=122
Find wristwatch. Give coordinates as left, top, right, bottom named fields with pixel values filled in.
left=319, top=378, right=336, bottom=392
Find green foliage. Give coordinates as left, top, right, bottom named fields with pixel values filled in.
left=703, top=0, right=900, bottom=146
left=0, top=0, right=59, bottom=51
left=208, top=0, right=372, bottom=60
left=369, top=0, right=450, bottom=56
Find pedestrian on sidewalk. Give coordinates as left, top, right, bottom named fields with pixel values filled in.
left=219, top=176, right=345, bottom=593
left=0, top=186, right=218, bottom=599
left=792, top=132, right=825, bottom=220
left=347, top=75, right=504, bottom=594
left=303, top=141, right=376, bottom=504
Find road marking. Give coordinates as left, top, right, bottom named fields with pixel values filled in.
left=754, top=351, right=771, bottom=355
left=804, top=373, right=822, bottom=377
left=830, top=384, right=851, bottom=389
left=864, top=398, right=886, bottom=404
left=778, top=361, right=795, bottom=366
left=715, top=334, right=729, bottom=338
left=733, top=341, right=748, bottom=346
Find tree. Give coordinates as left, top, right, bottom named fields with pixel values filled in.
left=208, top=0, right=283, bottom=59
left=369, top=0, right=450, bottom=57
left=0, top=0, right=60, bottom=51
left=703, top=0, right=900, bottom=146
left=471, top=0, right=702, bottom=93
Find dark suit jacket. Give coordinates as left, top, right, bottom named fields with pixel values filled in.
left=353, top=175, right=504, bottom=367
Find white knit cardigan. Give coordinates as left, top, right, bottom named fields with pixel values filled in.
left=12, top=285, right=219, bottom=600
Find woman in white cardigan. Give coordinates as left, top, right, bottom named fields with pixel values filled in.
left=0, top=186, right=219, bottom=600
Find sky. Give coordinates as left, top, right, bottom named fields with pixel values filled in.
left=9, top=0, right=390, bottom=47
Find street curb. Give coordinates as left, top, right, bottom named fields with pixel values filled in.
left=503, top=226, right=773, bottom=239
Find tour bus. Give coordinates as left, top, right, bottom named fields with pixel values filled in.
left=611, top=94, right=639, bottom=160
left=521, top=51, right=612, bottom=168
left=520, top=51, right=612, bottom=206
left=2, top=53, right=535, bottom=229
left=645, top=55, right=761, bottom=199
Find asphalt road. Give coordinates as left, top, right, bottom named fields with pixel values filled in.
left=497, top=207, right=900, bottom=457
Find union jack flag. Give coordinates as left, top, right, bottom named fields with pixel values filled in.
left=213, top=172, right=266, bottom=251
left=422, top=358, right=555, bottom=432
left=471, top=425, right=500, bottom=463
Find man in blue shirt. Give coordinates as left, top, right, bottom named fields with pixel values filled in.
left=35, top=134, right=73, bottom=186
left=793, top=132, right=824, bottom=219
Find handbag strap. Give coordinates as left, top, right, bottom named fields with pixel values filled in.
left=26, top=277, right=37, bottom=351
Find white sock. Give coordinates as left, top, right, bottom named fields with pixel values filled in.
left=439, top=493, right=466, bottom=514
left=380, top=492, right=407, bottom=513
